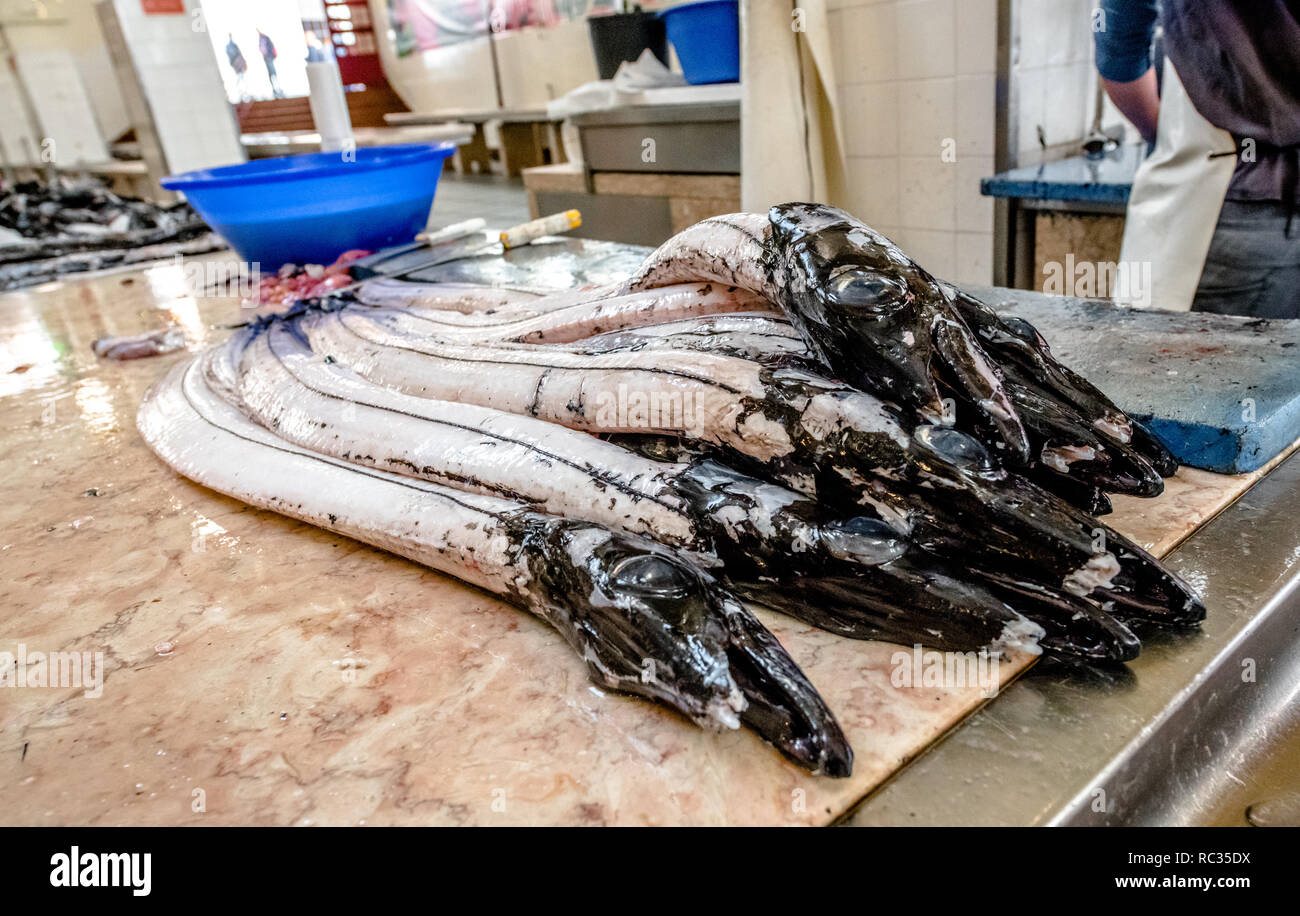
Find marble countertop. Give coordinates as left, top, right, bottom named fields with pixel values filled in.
left=0, top=257, right=1282, bottom=825
left=981, top=144, right=1145, bottom=204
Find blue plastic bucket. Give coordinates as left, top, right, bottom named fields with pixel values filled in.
left=161, top=143, right=456, bottom=267
left=660, top=0, right=740, bottom=85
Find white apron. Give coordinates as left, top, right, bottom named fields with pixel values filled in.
left=740, top=0, right=847, bottom=211
left=1117, top=59, right=1237, bottom=311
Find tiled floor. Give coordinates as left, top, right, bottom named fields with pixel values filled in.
left=427, top=172, right=531, bottom=231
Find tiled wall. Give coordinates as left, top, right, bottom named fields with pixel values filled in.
left=831, top=0, right=999, bottom=285
left=830, top=0, right=1110, bottom=286
left=1013, top=0, right=1100, bottom=165
left=14, top=50, right=110, bottom=167
left=110, top=0, right=245, bottom=174
left=0, top=66, right=42, bottom=167
left=4, top=1, right=131, bottom=156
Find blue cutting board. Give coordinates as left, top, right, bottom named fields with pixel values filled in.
left=972, top=288, right=1300, bottom=474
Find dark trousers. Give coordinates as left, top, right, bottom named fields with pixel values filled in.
left=1191, top=200, right=1300, bottom=319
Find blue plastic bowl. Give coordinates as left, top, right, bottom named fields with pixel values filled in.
left=661, top=0, right=739, bottom=85
left=161, top=143, right=456, bottom=267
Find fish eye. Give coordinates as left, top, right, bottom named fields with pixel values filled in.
left=818, top=517, right=909, bottom=566
left=914, top=425, right=996, bottom=472
left=609, top=554, right=697, bottom=600
left=1002, top=316, right=1044, bottom=345
left=825, top=266, right=907, bottom=312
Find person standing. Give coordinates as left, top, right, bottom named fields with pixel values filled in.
left=225, top=33, right=249, bottom=101
left=1095, top=1, right=1300, bottom=318
left=257, top=28, right=283, bottom=99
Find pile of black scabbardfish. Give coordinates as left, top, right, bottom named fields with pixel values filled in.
left=0, top=177, right=220, bottom=290
left=139, top=204, right=1202, bottom=777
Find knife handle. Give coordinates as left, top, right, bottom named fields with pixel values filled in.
left=417, top=217, right=487, bottom=246
left=500, top=210, right=582, bottom=250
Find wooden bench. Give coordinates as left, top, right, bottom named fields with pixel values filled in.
left=385, top=109, right=566, bottom=178
left=235, top=86, right=410, bottom=135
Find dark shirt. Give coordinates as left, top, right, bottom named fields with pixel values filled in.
left=1095, top=0, right=1300, bottom=203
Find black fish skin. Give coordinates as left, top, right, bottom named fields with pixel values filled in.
left=885, top=426, right=1205, bottom=627
left=719, top=601, right=854, bottom=778
left=654, top=451, right=1136, bottom=664
left=976, top=577, right=1141, bottom=661
left=286, top=214, right=1203, bottom=667
left=518, top=517, right=853, bottom=777
left=766, top=202, right=1032, bottom=464
left=265, top=310, right=1051, bottom=665
left=1026, top=469, right=1114, bottom=517
left=663, top=459, right=1044, bottom=655
left=588, top=307, right=1171, bottom=509
left=948, top=287, right=1181, bottom=479
left=277, top=310, right=1041, bottom=657
left=945, top=370, right=1165, bottom=501
left=601, top=424, right=1200, bottom=661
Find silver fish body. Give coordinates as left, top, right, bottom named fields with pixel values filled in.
left=238, top=317, right=1047, bottom=657
left=139, top=351, right=854, bottom=776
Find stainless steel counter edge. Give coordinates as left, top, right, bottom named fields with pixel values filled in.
left=845, top=452, right=1300, bottom=826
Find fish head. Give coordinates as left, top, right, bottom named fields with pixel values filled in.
left=769, top=203, right=1031, bottom=460
left=767, top=202, right=947, bottom=419
left=529, top=520, right=746, bottom=731
left=527, top=519, right=853, bottom=776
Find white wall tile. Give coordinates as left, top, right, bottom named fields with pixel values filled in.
left=0, top=66, right=41, bottom=165
left=898, top=77, right=956, bottom=155
left=1067, top=0, right=1098, bottom=64
left=845, top=156, right=900, bottom=226
left=1043, top=61, right=1091, bottom=146
left=955, top=154, right=994, bottom=232
left=955, top=73, right=995, bottom=156
left=1017, top=0, right=1051, bottom=69
left=835, top=1, right=1002, bottom=247
left=897, top=0, right=956, bottom=80
left=112, top=0, right=243, bottom=173
left=1016, top=67, right=1047, bottom=161
left=956, top=0, right=998, bottom=75
left=14, top=49, right=108, bottom=166
left=1043, top=0, right=1081, bottom=67
left=899, top=156, right=955, bottom=231
left=834, top=2, right=898, bottom=84
left=955, top=231, right=994, bottom=284
left=841, top=83, right=900, bottom=156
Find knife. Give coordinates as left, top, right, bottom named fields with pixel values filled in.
left=333, top=209, right=583, bottom=295
left=346, top=217, right=488, bottom=280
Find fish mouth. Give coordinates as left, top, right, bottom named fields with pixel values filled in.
left=719, top=597, right=854, bottom=777
left=976, top=575, right=1141, bottom=662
